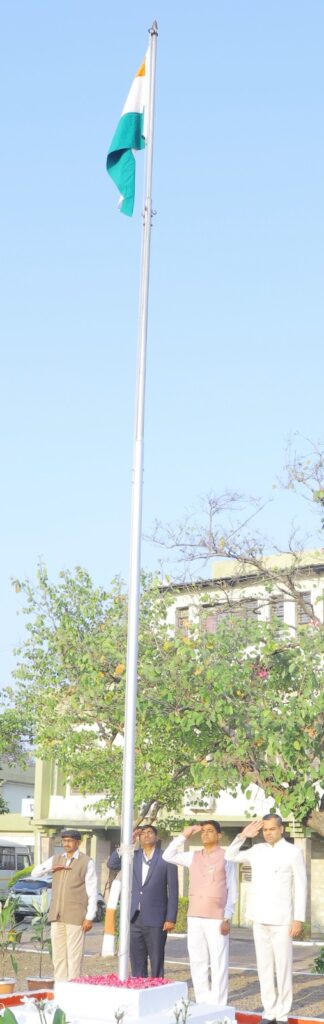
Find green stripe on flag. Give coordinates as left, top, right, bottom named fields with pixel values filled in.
left=107, top=111, right=145, bottom=217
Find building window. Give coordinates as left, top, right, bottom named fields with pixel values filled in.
left=176, top=607, right=189, bottom=636
left=296, top=591, right=313, bottom=625
left=203, top=612, right=218, bottom=633
left=231, top=599, right=259, bottom=621
left=201, top=604, right=228, bottom=632
left=270, top=596, right=285, bottom=621
left=201, top=599, right=258, bottom=632
left=17, top=853, right=31, bottom=870
left=0, top=847, right=15, bottom=870
left=201, top=608, right=221, bottom=633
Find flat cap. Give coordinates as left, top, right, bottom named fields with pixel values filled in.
left=61, top=828, right=82, bottom=840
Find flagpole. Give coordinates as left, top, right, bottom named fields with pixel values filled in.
left=118, top=20, right=158, bottom=982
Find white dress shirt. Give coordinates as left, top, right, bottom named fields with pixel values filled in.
left=141, top=853, right=153, bottom=884
left=31, top=849, right=98, bottom=921
left=163, top=834, right=237, bottom=920
left=224, top=835, right=307, bottom=925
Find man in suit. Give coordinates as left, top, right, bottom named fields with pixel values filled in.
left=108, top=824, right=178, bottom=977
left=225, top=814, right=307, bottom=1024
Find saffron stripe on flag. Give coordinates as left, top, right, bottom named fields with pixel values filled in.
left=107, top=56, right=148, bottom=216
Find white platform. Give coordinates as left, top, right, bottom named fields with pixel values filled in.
left=3, top=993, right=236, bottom=1024
left=54, top=979, right=236, bottom=1024
left=55, top=979, right=188, bottom=1020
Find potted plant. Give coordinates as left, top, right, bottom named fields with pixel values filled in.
left=26, top=888, right=54, bottom=990
left=0, top=897, right=22, bottom=994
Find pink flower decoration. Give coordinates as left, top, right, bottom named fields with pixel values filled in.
left=71, top=974, right=171, bottom=988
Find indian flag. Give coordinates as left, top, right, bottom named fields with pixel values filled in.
left=107, top=52, right=149, bottom=217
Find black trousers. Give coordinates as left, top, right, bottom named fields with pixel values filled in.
left=130, top=910, right=167, bottom=977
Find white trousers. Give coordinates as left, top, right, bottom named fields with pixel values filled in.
left=51, top=922, right=85, bottom=981
left=253, top=923, right=293, bottom=1022
left=187, top=917, right=229, bottom=1005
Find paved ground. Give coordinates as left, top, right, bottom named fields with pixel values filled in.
left=165, top=932, right=320, bottom=973
left=15, top=922, right=324, bottom=1019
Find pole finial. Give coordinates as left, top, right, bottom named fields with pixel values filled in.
left=149, top=20, right=158, bottom=35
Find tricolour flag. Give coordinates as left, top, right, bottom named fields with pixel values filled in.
left=107, top=52, right=149, bottom=216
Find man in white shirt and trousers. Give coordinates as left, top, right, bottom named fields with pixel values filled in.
left=163, top=820, right=237, bottom=1006
left=225, top=814, right=307, bottom=1024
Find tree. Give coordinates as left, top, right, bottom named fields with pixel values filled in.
left=147, top=437, right=324, bottom=833
left=0, top=708, right=31, bottom=815
left=4, top=562, right=323, bottom=831
left=0, top=788, right=8, bottom=815
left=149, top=439, right=324, bottom=609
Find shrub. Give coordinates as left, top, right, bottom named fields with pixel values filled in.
left=312, top=946, right=324, bottom=974
left=174, top=897, right=188, bottom=933
left=0, top=898, right=23, bottom=979
left=30, top=888, right=52, bottom=978
left=8, top=866, right=33, bottom=889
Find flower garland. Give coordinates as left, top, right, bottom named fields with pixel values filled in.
left=71, top=974, right=171, bottom=988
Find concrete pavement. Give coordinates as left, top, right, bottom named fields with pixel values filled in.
left=164, top=932, right=320, bottom=973
left=18, top=920, right=322, bottom=973
left=17, top=920, right=324, bottom=1018
left=45, top=922, right=321, bottom=974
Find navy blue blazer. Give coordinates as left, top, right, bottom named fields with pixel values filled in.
left=108, top=846, right=178, bottom=927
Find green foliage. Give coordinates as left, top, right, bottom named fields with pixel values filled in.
left=173, top=897, right=188, bottom=933
left=52, top=1011, right=67, bottom=1024
left=312, top=946, right=324, bottom=974
left=0, top=793, right=9, bottom=815
left=313, top=489, right=324, bottom=506
left=1, top=1011, right=20, bottom=1024
left=30, top=887, right=52, bottom=978
left=0, top=707, right=32, bottom=767
left=8, top=866, right=33, bottom=888
left=0, top=898, right=23, bottom=979
left=0, top=1004, right=66, bottom=1024
left=4, top=564, right=324, bottom=827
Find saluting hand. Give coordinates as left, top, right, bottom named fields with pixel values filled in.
left=183, top=825, right=202, bottom=839
left=240, top=819, right=264, bottom=840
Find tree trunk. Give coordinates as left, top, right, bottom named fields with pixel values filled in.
left=306, top=809, right=324, bottom=836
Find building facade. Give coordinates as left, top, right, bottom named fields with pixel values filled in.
left=0, top=758, right=35, bottom=848
left=25, top=551, right=324, bottom=932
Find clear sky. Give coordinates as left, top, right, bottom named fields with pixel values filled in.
left=0, top=1, right=323, bottom=683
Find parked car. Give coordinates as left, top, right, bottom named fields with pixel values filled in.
left=9, top=876, right=106, bottom=922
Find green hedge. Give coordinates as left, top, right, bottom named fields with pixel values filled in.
left=8, top=866, right=33, bottom=888
left=174, top=897, right=188, bottom=933
left=312, top=947, right=324, bottom=974
left=114, top=898, right=188, bottom=938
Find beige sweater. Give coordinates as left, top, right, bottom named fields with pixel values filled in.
left=48, top=852, right=90, bottom=925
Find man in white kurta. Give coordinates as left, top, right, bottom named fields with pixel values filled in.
left=225, top=815, right=307, bottom=1024
left=163, top=820, right=237, bottom=1005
